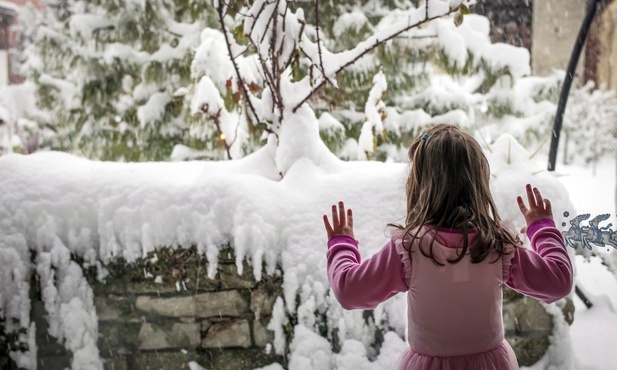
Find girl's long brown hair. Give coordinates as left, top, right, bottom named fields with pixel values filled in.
left=392, top=124, right=520, bottom=266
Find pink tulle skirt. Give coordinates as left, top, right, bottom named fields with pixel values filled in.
left=395, top=339, right=519, bottom=370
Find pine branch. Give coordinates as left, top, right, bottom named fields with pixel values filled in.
left=292, top=1, right=457, bottom=113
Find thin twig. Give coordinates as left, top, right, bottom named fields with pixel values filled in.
left=202, top=107, right=233, bottom=160
left=251, top=41, right=280, bottom=112
left=231, top=47, right=250, bottom=60
left=271, top=0, right=284, bottom=118
left=292, top=2, right=456, bottom=112
left=217, top=1, right=262, bottom=126
left=314, top=0, right=334, bottom=86
left=529, top=136, right=550, bottom=160
left=475, top=127, right=493, bottom=153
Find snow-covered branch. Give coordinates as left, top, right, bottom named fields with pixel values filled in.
left=293, top=0, right=465, bottom=112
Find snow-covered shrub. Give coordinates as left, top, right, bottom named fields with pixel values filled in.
left=563, top=82, right=617, bottom=170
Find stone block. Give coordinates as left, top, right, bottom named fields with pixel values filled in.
left=95, top=297, right=120, bottom=321
left=513, top=297, right=553, bottom=337
left=171, top=322, right=201, bottom=347
left=137, top=323, right=170, bottom=350
left=250, top=281, right=282, bottom=319
left=202, top=319, right=251, bottom=348
left=507, top=336, right=551, bottom=367
left=137, top=322, right=201, bottom=350
left=200, top=348, right=284, bottom=370
left=102, top=356, right=128, bottom=370
left=135, top=290, right=248, bottom=318
left=98, top=321, right=140, bottom=353
left=201, top=320, right=212, bottom=332
left=252, top=320, right=274, bottom=347
left=503, top=286, right=523, bottom=303
left=131, top=351, right=196, bottom=370
left=127, top=281, right=179, bottom=295
left=103, top=295, right=138, bottom=320
left=502, top=303, right=516, bottom=337
left=559, top=297, right=575, bottom=325
left=37, top=355, right=72, bottom=370
left=220, top=263, right=258, bottom=289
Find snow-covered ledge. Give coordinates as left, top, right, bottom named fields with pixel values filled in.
left=0, top=134, right=577, bottom=369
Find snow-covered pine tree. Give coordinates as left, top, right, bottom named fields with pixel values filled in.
left=304, top=1, right=565, bottom=162
left=21, top=0, right=218, bottom=161
left=563, top=81, right=617, bottom=173
left=19, top=0, right=566, bottom=163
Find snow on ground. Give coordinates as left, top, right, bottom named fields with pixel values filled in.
left=548, top=155, right=617, bottom=370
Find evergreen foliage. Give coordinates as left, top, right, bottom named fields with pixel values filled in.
left=17, top=0, right=612, bottom=163
left=22, top=0, right=218, bottom=161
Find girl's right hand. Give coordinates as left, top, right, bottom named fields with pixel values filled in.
left=517, top=184, right=553, bottom=227
left=323, top=201, right=355, bottom=240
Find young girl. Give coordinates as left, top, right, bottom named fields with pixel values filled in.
left=323, top=124, right=573, bottom=369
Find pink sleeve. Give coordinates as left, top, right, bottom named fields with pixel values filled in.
left=505, top=219, right=574, bottom=304
left=326, top=235, right=409, bottom=310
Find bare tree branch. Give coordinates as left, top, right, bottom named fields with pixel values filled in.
left=314, top=0, right=334, bottom=87
left=271, top=0, right=284, bottom=118
left=231, top=47, right=250, bottom=60
left=217, top=0, right=262, bottom=127
left=201, top=106, right=233, bottom=160
left=292, top=4, right=457, bottom=113
left=250, top=38, right=280, bottom=113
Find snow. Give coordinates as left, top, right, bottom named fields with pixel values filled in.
left=2, top=132, right=608, bottom=369
left=521, top=156, right=617, bottom=370
left=358, top=71, right=387, bottom=158
left=69, top=14, right=114, bottom=40
left=440, top=15, right=531, bottom=78
left=137, top=91, right=172, bottom=127
left=332, top=11, right=373, bottom=38
left=190, top=76, right=225, bottom=117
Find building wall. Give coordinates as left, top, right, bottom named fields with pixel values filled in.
left=532, top=0, right=587, bottom=76
left=473, top=0, right=533, bottom=50
left=0, top=0, right=45, bottom=85
left=593, top=1, right=617, bottom=89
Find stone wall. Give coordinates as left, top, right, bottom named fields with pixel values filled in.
left=30, top=246, right=285, bottom=370
left=3, top=245, right=574, bottom=369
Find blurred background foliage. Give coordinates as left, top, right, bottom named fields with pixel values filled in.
left=1, top=0, right=614, bottom=164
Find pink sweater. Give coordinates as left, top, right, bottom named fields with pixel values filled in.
left=327, top=219, right=573, bottom=368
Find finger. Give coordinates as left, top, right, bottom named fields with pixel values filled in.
left=517, top=195, right=527, bottom=213
left=323, top=215, right=334, bottom=236
left=338, top=201, right=346, bottom=227
left=331, top=205, right=339, bottom=229
left=520, top=226, right=527, bottom=234
left=347, top=208, right=353, bottom=229
left=526, top=184, right=536, bottom=209
left=533, top=187, right=544, bottom=209
left=544, top=198, right=552, bottom=216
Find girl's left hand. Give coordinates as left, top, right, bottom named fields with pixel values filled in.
left=323, top=201, right=355, bottom=239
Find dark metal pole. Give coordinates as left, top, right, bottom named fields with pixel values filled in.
left=547, top=0, right=603, bottom=172
left=546, top=0, right=604, bottom=310
left=575, top=285, right=593, bottom=309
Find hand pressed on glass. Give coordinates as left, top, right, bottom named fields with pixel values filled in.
left=517, top=184, right=553, bottom=233
left=323, top=201, right=355, bottom=240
